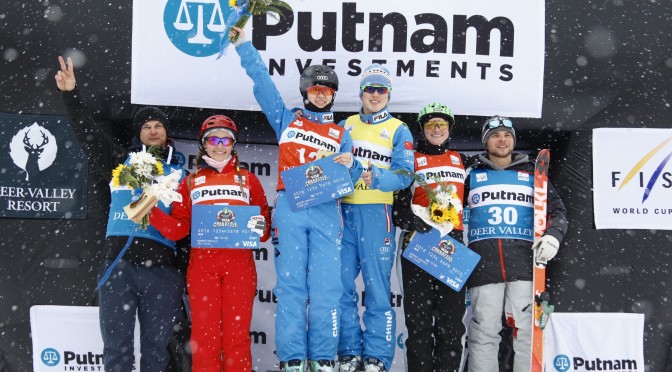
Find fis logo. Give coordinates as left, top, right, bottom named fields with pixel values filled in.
left=164, top=0, right=231, bottom=57
left=9, top=123, right=58, bottom=181
left=476, top=173, right=488, bottom=182
left=612, top=135, right=672, bottom=203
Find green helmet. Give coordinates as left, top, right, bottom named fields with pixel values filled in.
left=417, top=102, right=455, bottom=132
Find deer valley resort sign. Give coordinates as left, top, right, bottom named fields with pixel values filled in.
left=0, top=113, right=87, bottom=219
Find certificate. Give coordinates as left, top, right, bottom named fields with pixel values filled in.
left=402, top=228, right=481, bottom=292
left=280, top=154, right=354, bottom=212
left=191, top=205, right=260, bottom=249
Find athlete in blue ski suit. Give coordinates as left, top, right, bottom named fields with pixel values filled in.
left=232, top=31, right=363, bottom=370
left=337, top=64, right=415, bottom=372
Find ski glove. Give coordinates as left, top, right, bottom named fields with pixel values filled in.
left=532, top=235, right=560, bottom=262
left=247, top=215, right=266, bottom=236
left=413, top=216, right=432, bottom=233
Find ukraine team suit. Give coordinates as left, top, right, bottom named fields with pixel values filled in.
left=150, top=155, right=270, bottom=372
left=392, top=144, right=469, bottom=372
left=235, top=41, right=363, bottom=363
left=465, top=153, right=567, bottom=372
left=338, top=108, right=415, bottom=370
left=61, top=87, right=188, bottom=372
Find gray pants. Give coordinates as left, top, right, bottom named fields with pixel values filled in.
left=468, top=281, right=532, bottom=372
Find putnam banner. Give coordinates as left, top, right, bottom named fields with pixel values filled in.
left=593, top=128, right=672, bottom=230
left=30, top=305, right=140, bottom=372
left=131, top=0, right=545, bottom=117
left=0, top=113, right=88, bottom=219
left=544, top=313, right=644, bottom=372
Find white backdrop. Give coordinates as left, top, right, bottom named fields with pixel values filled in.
left=593, top=128, right=672, bottom=230
left=132, top=0, right=545, bottom=117
left=544, top=313, right=644, bottom=372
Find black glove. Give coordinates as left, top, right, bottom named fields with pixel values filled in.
left=413, top=216, right=432, bottom=233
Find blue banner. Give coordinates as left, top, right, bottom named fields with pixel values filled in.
left=280, top=154, right=354, bottom=212
left=191, top=205, right=260, bottom=249
left=403, top=229, right=481, bottom=292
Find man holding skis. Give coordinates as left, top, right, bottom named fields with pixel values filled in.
left=464, top=116, right=568, bottom=372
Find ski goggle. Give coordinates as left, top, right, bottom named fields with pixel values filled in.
left=306, top=85, right=335, bottom=96
left=205, top=136, right=234, bottom=147
left=360, top=85, right=391, bottom=95
left=423, top=119, right=450, bottom=130
left=485, top=117, right=513, bottom=129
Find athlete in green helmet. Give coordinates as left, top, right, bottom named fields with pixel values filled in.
left=392, top=102, right=471, bottom=372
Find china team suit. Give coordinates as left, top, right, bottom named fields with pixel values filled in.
left=60, top=88, right=187, bottom=372
left=338, top=109, right=415, bottom=370
left=465, top=153, right=567, bottom=372
left=235, top=41, right=363, bottom=363
left=392, top=148, right=469, bottom=372
left=150, top=155, right=271, bottom=372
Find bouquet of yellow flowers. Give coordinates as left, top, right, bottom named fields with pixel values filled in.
left=218, top=0, right=291, bottom=58
left=112, top=147, right=180, bottom=230
left=411, top=181, right=463, bottom=236
left=396, top=169, right=463, bottom=236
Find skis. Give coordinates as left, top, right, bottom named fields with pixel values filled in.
left=531, top=149, right=554, bottom=372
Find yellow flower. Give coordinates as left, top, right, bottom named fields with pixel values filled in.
left=155, top=162, right=164, bottom=176
left=229, top=0, right=237, bottom=7
left=446, top=207, right=461, bottom=228
left=430, top=203, right=451, bottom=224
left=112, top=164, right=126, bottom=187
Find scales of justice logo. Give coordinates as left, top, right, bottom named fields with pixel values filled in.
left=164, top=0, right=231, bottom=57
left=9, top=122, right=58, bottom=181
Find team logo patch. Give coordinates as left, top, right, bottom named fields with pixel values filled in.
left=234, top=175, right=246, bottom=184
left=417, top=157, right=427, bottom=166
left=380, top=129, right=390, bottom=140
left=194, top=176, right=206, bottom=185
left=518, top=172, right=530, bottom=181
left=476, top=173, right=488, bottom=182
left=450, top=155, right=460, bottom=164
left=328, top=128, right=340, bottom=138
left=384, top=237, right=391, bottom=246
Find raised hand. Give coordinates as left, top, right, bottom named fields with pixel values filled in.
left=229, top=26, right=246, bottom=45
left=55, top=56, right=76, bottom=92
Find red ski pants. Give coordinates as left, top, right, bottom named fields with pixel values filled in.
left=187, top=248, right=257, bottom=372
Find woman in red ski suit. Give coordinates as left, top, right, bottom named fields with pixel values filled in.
left=150, top=115, right=271, bottom=372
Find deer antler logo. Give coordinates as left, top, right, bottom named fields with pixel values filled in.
left=9, top=123, right=58, bottom=181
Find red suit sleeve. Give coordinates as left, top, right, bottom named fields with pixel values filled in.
left=149, top=175, right=193, bottom=241
left=248, top=172, right=271, bottom=242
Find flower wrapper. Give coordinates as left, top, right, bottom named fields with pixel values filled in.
left=123, top=191, right=159, bottom=229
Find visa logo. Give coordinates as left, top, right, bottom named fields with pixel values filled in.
left=337, top=187, right=353, bottom=196
left=242, top=240, right=258, bottom=248
left=446, top=278, right=459, bottom=289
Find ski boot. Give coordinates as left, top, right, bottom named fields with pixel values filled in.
left=308, top=359, right=335, bottom=372
left=280, top=359, right=306, bottom=372
left=363, top=357, right=386, bottom=372
left=338, top=355, right=363, bottom=372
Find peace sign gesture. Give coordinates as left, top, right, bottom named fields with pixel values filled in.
left=55, top=56, right=76, bottom=92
